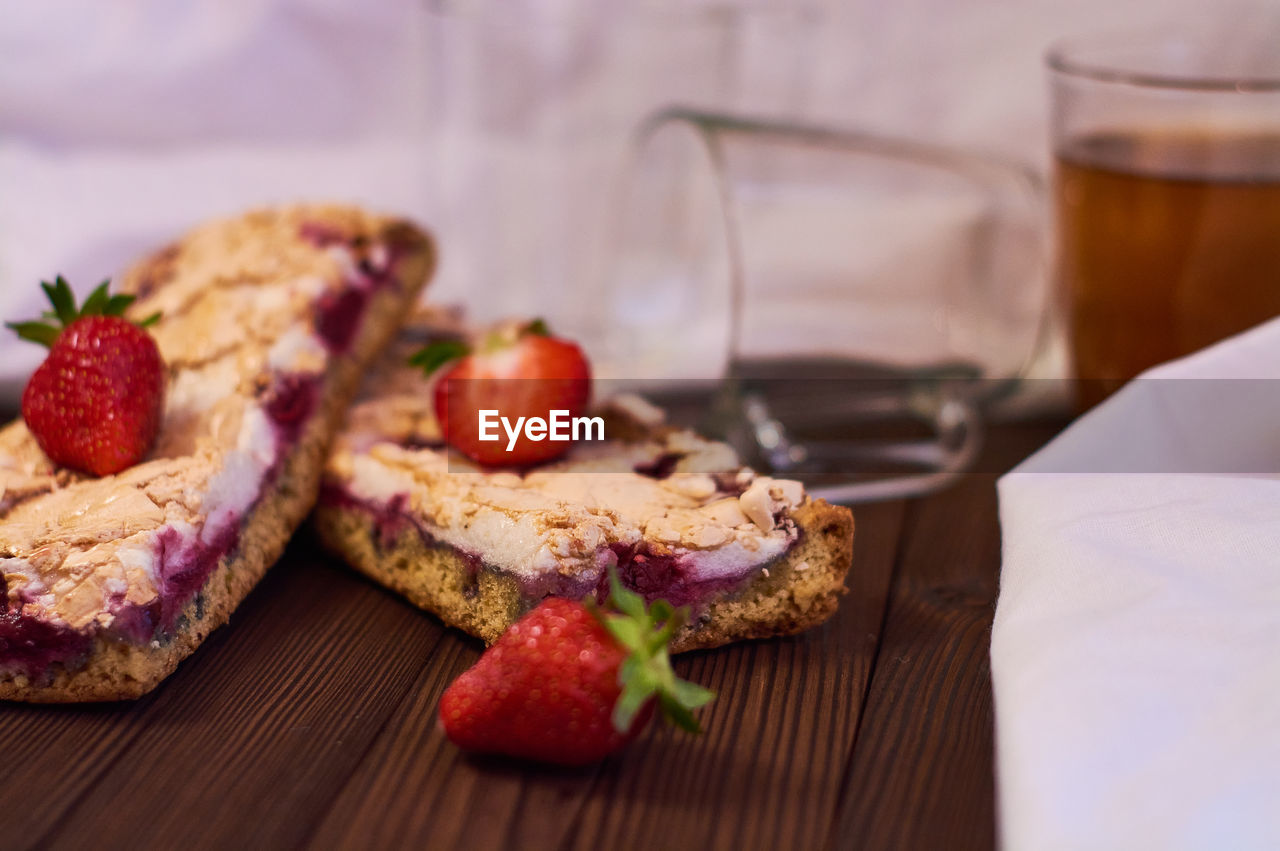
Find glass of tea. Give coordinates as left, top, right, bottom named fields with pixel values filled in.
left=1049, top=27, right=1280, bottom=408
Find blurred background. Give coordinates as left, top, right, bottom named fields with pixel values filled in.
left=0, top=0, right=1268, bottom=396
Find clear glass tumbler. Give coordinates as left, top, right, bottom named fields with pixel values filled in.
left=599, top=108, right=1050, bottom=502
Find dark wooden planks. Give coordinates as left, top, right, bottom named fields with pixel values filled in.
left=828, top=423, right=1062, bottom=851
left=566, top=500, right=906, bottom=851
left=306, top=631, right=607, bottom=851
left=0, top=420, right=1067, bottom=851
left=37, top=538, right=445, bottom=851
left=308, top=500, right=905, bottom=851
left=0, top=689, right=157, bottom=848
left=828, top=476, right=1002, bottom=850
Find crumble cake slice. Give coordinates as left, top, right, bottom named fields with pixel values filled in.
left=0, top=204, right=435, bottom=701
left=315, top=315, right=854, bottom=652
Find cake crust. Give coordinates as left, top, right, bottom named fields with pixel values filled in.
left=316, top=495, right=852, bottom=652
left=0, top=204, right=435, bottom=701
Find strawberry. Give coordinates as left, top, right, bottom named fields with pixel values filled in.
left=438, top=571, right=715, bottom=766
left=7, top=277, right=165, bottom=477
left=410, top=319, right=590, bottom=467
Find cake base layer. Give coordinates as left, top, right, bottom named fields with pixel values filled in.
left=314, top=495, right=853, bottom=653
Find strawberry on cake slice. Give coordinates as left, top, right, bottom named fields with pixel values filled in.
left=0, top=205, right=435, bottom=701
left=315, top=313, right=854, bottom=652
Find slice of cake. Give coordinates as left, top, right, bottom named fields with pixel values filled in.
left=315, top=315, right=854, bottom=652
left=0, top=205, right=435, bottom=701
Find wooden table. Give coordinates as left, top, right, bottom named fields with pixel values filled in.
left=0, top=421, right=1063, bottom=851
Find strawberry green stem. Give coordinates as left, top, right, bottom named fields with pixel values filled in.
left=408, top=318, right=551, bottom=376
left=6, top=276, right=159, bottom=348
left=595, top=568, right=716, bottom=734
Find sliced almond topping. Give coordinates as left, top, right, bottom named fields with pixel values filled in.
left=666, top=474, right=716, bottom=501
left=738, top=479, right=776, bottom=531
left=691, top=524, right=733, bottom=549
left=701, top=497, right=749, bottom=528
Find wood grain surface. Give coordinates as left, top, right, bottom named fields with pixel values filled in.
left=0, top=421, right=1064, bottom=851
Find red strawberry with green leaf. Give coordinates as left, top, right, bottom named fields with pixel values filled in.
left=7, top=276, right=165, bottom=476
left=438, top=571, right=715, bottom=766
left=411, top=318, right=591, bottom=467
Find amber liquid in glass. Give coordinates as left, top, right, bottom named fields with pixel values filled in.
left=1056, top=130, right=1280, bottom=407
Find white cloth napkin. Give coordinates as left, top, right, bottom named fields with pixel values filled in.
left=993, top=318, right=1280, bottom=850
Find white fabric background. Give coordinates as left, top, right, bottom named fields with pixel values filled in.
left=1, top=0, right=1252, bottom=395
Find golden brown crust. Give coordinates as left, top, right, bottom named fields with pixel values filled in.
left=313, top=496, right=853, bottom=653
left=0, top=206, right=435, bottom=702
left=669, top=499, right=853, bottom=652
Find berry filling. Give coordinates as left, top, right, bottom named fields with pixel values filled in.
left=599, top=540, right=788, bottom=609
left=606, top=542, right=685, bottom=602
left=319, top=483, right=797, bottom=612
left=298, top=221, right=347, bottom=248
left=0, top=609, right=95, bottom=680
left=264, top=373, right=319, bottom=445
left=633, top=452, right=684, bottom=480
left=315, top=288, right=368, bottom=354
left=319, top=483, right=420, bottom=555
left=711, top=471, right=751, bottom=497
left=153, top=523, right=242, bottom=630
left=301, top=221, right=404, bottom=355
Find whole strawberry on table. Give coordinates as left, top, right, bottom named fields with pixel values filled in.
left=439, top=572, right=715, bottom=766
left=7, top=277, right=165, bottom=476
